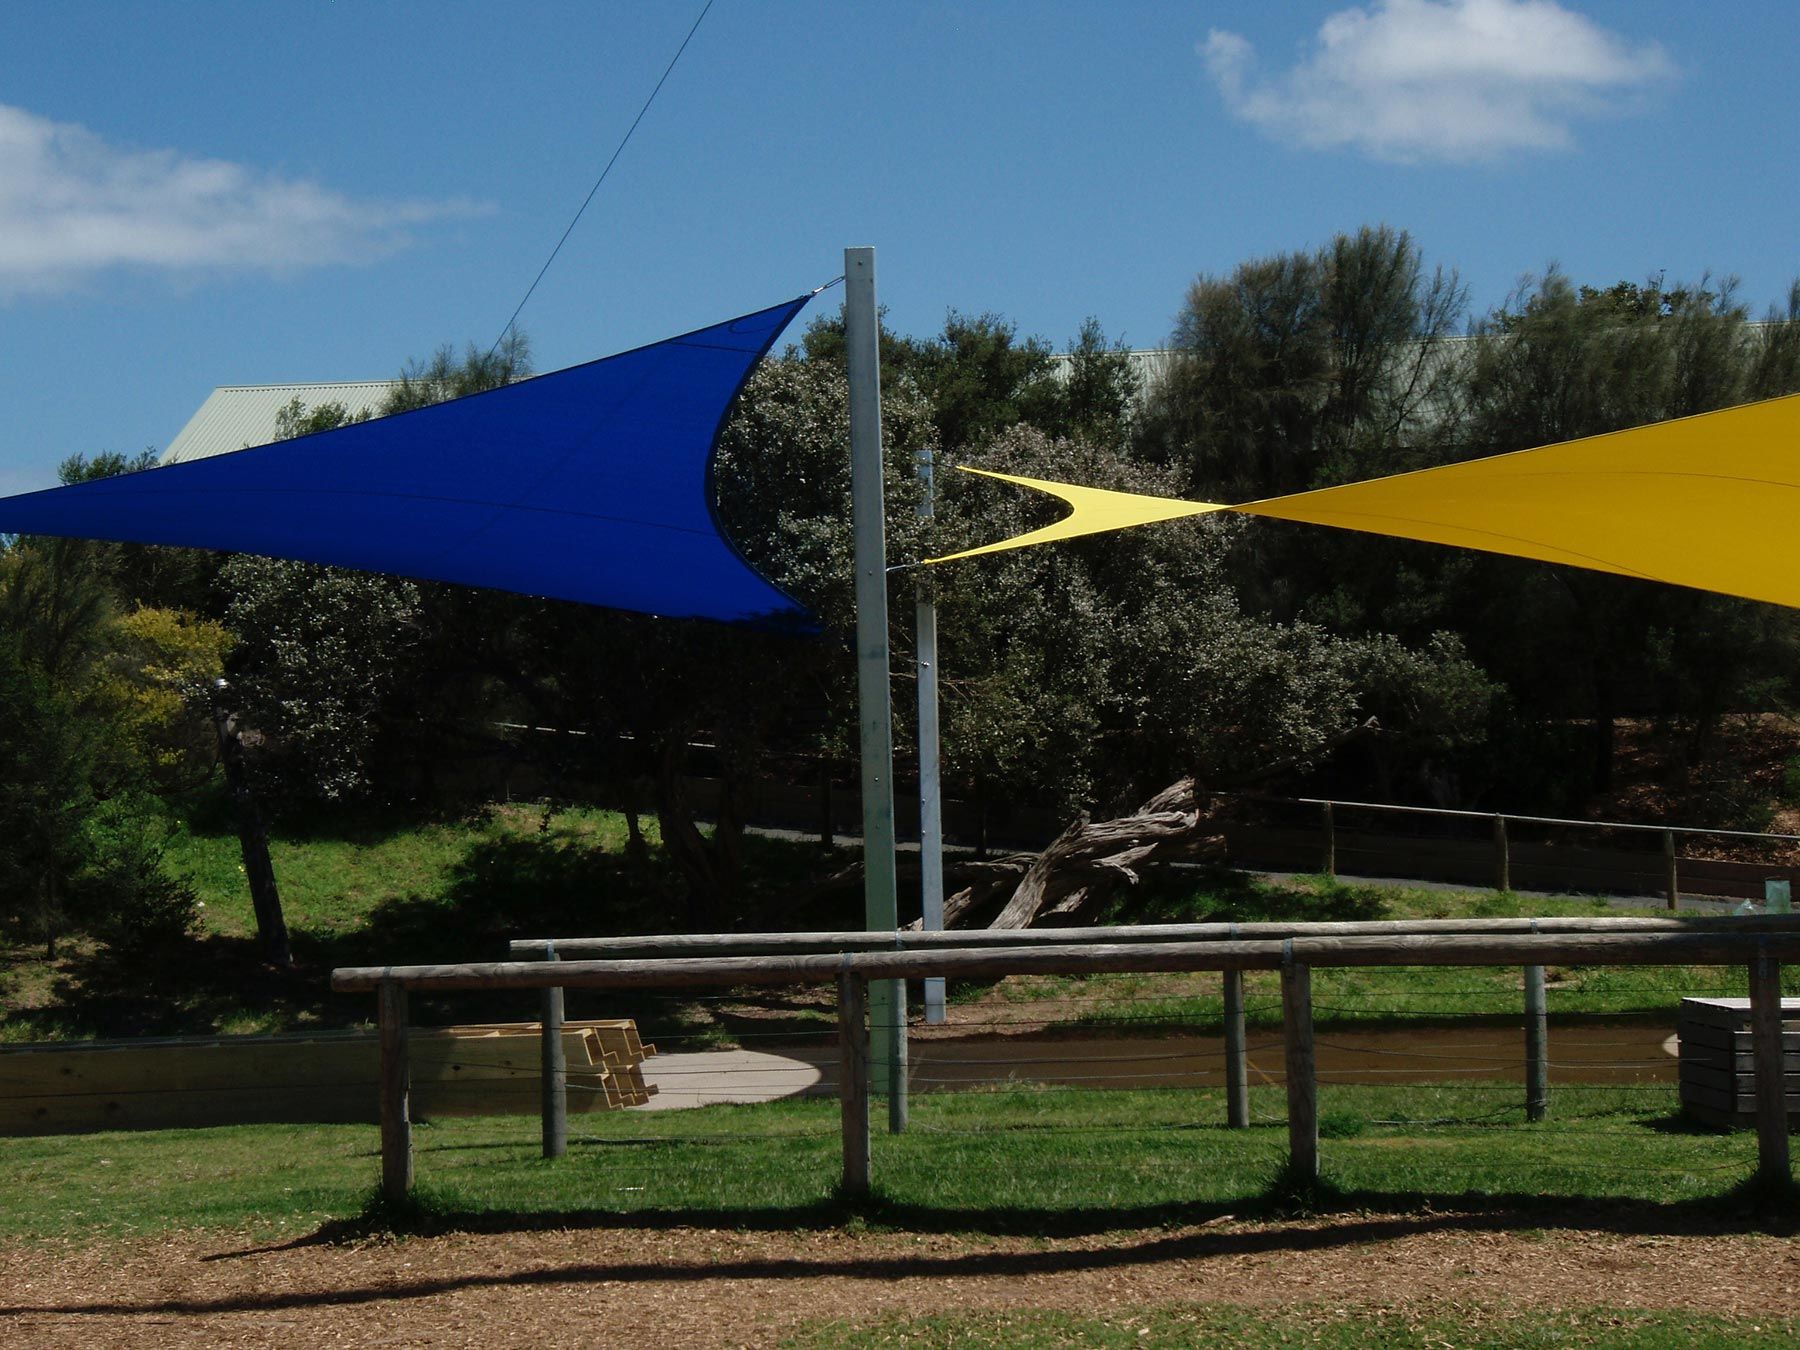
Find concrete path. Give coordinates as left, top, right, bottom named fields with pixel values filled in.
left=633, top=1021, right=1682, bottom=1110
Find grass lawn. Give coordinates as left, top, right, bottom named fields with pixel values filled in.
left=784, top=1306, right=1800, bottom=1348
left=171, top=802, right=650, bottom=940
left=0, top=1084, right=1780, bottom=1244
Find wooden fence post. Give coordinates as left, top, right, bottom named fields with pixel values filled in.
left=378, top=978, right=412, bottom=1203
left=1320, top=802, right=1335, bottom=877
left=1664, top=831, right=1679, bottom=911
left=838, top=967, right=871, bottom=1197
left=1748, top=951, right=1792, bottom=1189
left=1281, top=952, right=1318, bottom=1180
left=1493, top=815, right=1510, bottom=893
left=540, top=947, right=567, bottom=1160
left=1224, top=968, right=1249, bottom=1129
left=1524, top=961, right=1548, bottom=1122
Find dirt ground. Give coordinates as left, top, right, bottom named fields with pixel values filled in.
left=2, top=1214, right=1795, bottom=1347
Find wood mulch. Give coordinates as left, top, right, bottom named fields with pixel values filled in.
left=1, top=1214, right=1795, bottom=1347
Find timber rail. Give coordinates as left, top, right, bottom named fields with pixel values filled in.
left=332, top=923, right=1800, bottom=1204
left=1234, top=794, right=1800, bottom=904
left=506, top=913, right=1800, bottom=960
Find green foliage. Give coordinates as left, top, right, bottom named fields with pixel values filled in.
left=72, top=793, right=199, bottom=951
left=1142, top=224, right=1465, bottom=500
left=273, top=396, right=369, bottom=439
left=1779, top=756, right=1800, bottom=807
left=92, top=606, right=232, bottom=793
left=380, top=330, right=531, bottom=413
left=0, top=627, right=197, bottom=956
left=0, top=633, right=97, bottom=953
left=220, top=556, right=424, bottom=802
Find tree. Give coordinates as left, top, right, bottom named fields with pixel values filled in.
left=0, top=561, right=201, bottom=957
left=220, top=556, right=425, bottom=802
left=381, top=332, right=531, bottom=414
left=0, top=634, right=97, bottom=956
left=1141, top=226, right=1464, bottom=502
left=1457, top=271, right=1800, bottom=796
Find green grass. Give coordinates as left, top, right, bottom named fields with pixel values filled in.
left=1000, top=873, right=1800, bottom=1033
left=0, top=1084, right=1782, bottom=1244
left=172, top=802, right=650, bottom=939
left=784, top=1306, right=1800, bottom=1348
left=0, top=800, right=859, bottom=1041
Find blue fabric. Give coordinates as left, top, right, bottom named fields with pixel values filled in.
left=0, top=297, right=814, bottom=627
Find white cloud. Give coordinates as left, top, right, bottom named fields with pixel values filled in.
left=0, top=103, right=487, bottom=296
left=1202, top=0, right=1674, bottom=163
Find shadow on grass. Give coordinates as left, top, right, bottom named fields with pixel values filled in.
left=1104, top=866, right=1389, bottom=926
left=8, top=1179, right=1737, bottom=1323
left=306, top=1166, right=1800, bottom=1249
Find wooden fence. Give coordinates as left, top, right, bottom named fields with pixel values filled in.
left=1226, top=797, right=1800, bottom=904
left=334, top=922, right=1800, bottom=1204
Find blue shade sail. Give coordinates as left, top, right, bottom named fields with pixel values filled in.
left=0, top=297, right=814, bottom=627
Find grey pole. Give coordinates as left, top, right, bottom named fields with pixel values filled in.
left=1223, top=968, right=1249, bottom=1128
left=1523, top=961, right=1548, bottom=1122
left=916, top=440, right=947, bottom=1025
left=540, top=945, right=567, bottom=1158
left=844, top=246, right=908, bottom=1130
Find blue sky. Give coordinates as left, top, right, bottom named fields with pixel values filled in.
left=2, top=0, right=1796, bottom=496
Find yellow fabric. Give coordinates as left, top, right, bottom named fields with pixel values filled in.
left=928, top=392, right=1800, bottom=610
left=922, top=468, right=1228, bottom=564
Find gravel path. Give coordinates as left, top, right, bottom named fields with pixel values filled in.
left=2, top=1215, right=1794, bottom=1347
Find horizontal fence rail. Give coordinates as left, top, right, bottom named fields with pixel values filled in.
left=334, top=924, right=1800, bottom=1204
left=1234, top=794, right=1800, bottom=907
left=1279, top=794, right=1800, bottom=846
left=507, top=914, right=1800, bottom=961
left=339, top=932, right=1800, bottom=993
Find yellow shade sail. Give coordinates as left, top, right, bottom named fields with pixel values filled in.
left=928, top=392, right=1800, bottom=611
left=923, top=467, right=1229, bottom=564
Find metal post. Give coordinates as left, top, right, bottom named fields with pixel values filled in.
left=844, top=245, right=907, bottom=1131
left=1320, top=801, right=1335, bottom=877
left=917, top=440, right=946, bottom=1026
left=1223, top=968, right=1249, bottom=1129
left=1281, top=955, right=1318, bottom=1180
left=1664, top=830, right=1679, bottom=911
left=1524, top=962, right=1548, bottom=1122
left=540, top=946, right=567, bottom=1159
left=1748, top=952, right=1792, bottom=1189
left=377, top=979, right=412, bottom=1203
left=838, top=968, right=871, bottom=1197
left=1494, top=815, right=1511, bottom=893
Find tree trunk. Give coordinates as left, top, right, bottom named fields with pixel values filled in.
left=653, top=734, right=744, bottom=928
left=900, top=778, right=1223, bottom=934
left=622, top=779, right=649, bottom=866
left=212, top=706, right=291, bottom=967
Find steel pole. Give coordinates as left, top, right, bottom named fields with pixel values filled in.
left=916, top=439, right=946, bottom=1025
left=844, top=246, right=907, bottom=1129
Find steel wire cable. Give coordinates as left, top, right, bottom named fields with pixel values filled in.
left=487, top=0, right=717, bottom=356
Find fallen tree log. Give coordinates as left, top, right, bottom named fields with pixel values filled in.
left=889, top=778, right=1226, bottom=932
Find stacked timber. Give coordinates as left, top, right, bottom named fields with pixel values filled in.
left=0, top=1018, right=656, bottom=1135
left=1677, top=997, right=1800, bottom=1127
